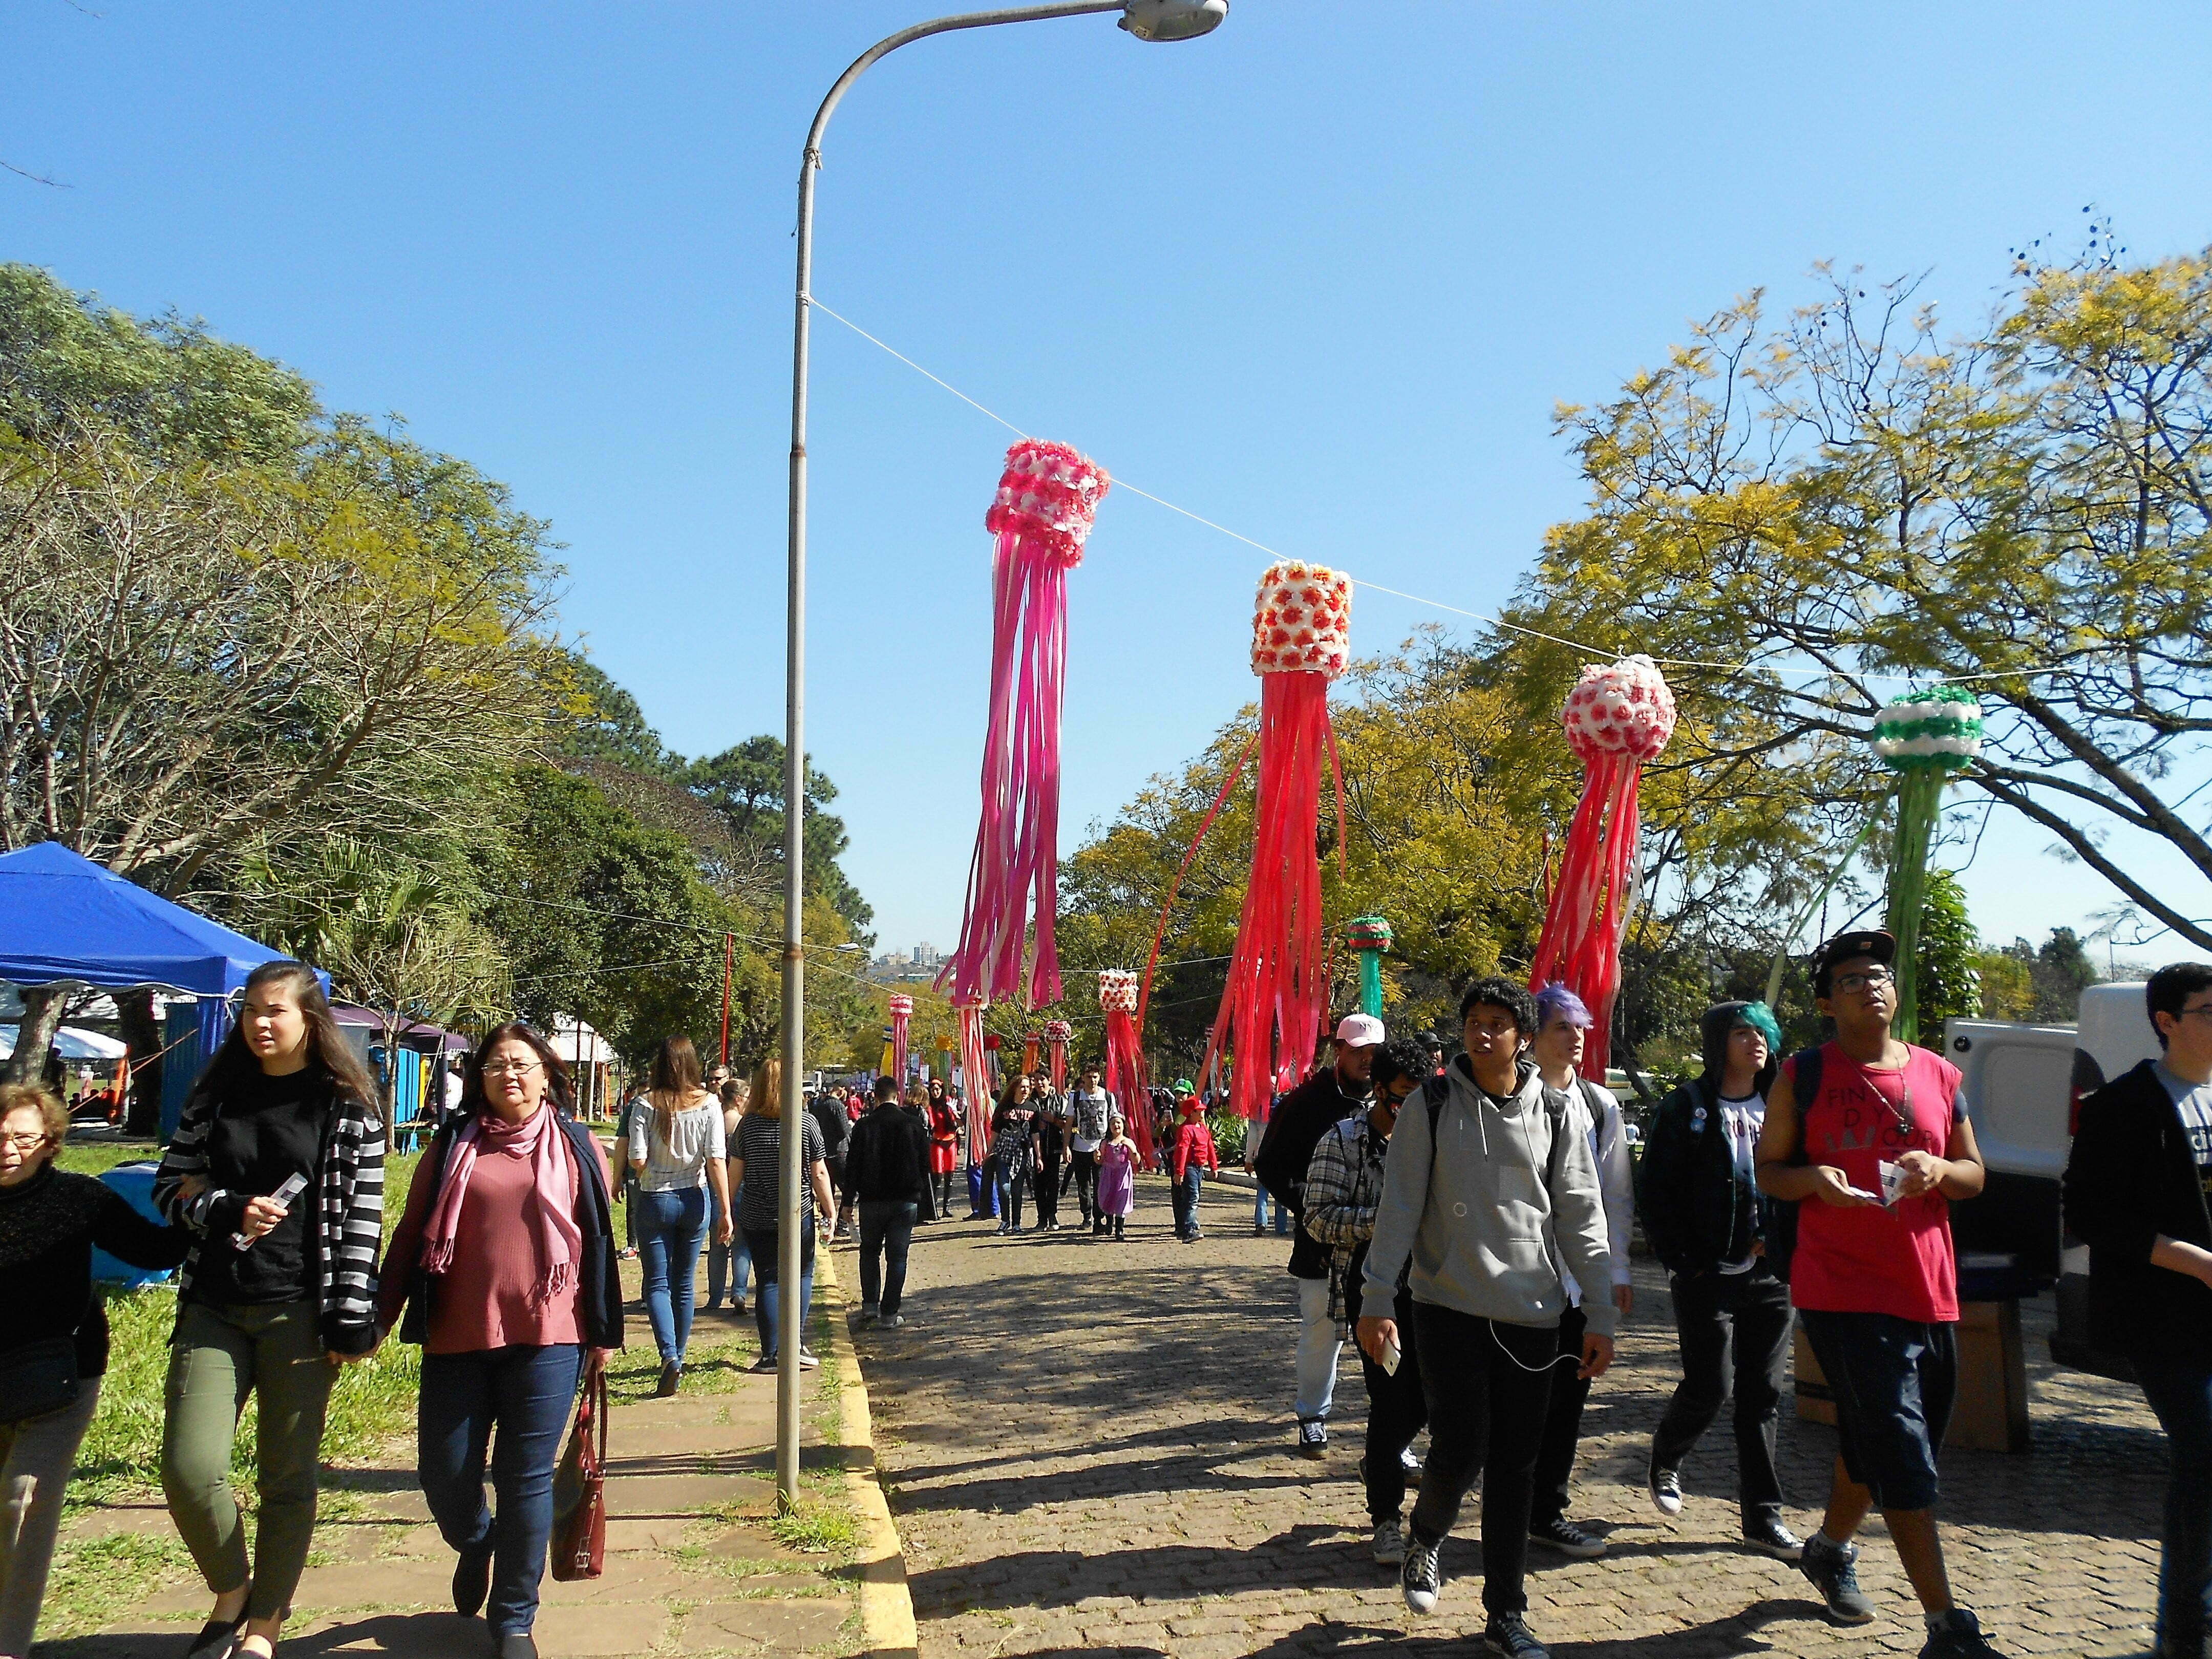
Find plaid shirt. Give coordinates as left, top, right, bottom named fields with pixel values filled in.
left=1300, top=1109, right=1389, bottom=1325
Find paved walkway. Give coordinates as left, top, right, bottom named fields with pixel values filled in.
left=45, top=1259, right=865, bottom=1658
left=858, top=1172, right=2162, bottom=1659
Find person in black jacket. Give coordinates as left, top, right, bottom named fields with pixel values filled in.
left=1, top=1082, right=188, bottom=1659
left=847, top=1077, right=932, bottom=1326
left=1252, top=1011, right=1384, bottom=1456
left=2065, top=962, right=2212, bottom=1659
left=1634, top=999, right=1803, bottom=1561
left=807, top=1090, right=854, bottom=1236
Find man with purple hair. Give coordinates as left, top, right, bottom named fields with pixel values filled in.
left=1523, top=983, right=1636, bottom=1560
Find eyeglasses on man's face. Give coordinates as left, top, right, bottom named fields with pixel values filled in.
left=1831, top=967, right=1895, bottom=994
left=2177, top=1003, right=2212, bottom=1026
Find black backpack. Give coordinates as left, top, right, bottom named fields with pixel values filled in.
left=1762, top=1046, right=1823, bottom=1285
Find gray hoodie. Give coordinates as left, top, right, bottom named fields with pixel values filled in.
left=1360, top=1056, right=1619, bottom=1338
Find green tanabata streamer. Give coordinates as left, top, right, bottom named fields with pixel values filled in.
left=1347, top=916, right=1393, bottom=1019
left=1873, top=688, right=1984, bottom=1043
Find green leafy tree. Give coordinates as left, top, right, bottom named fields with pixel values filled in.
left=1499, top=237, right=2212, bottom=953
left=1915, top=869, right=1982, bottom=1034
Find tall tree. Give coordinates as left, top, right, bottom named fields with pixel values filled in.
left=1500, top=240, right=2212, bottom=949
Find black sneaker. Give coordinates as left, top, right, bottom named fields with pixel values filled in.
left=1296, top=1418, right=1328, bottom=1457
left=1399, top=1444, right=1423, bottom=1476
left=1800, top=1532, right=1878, bottom=1625
left=1649, top=1461, right=1684, bottom=1517
left=1742, top=1514, right=1804, bottom=1560
left=1400, top=1532, right=1442, bottom=1615
left=1528, top=1515, right=1605, bottom=1559
left=1483, top=1612, right=1549, bottom=1658
left=1920, top=1608, right=2003, bottom=1658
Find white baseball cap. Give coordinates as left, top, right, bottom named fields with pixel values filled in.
left=1334, top=1013, right=1386, bottom=1048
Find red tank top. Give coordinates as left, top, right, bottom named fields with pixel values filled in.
left=1787, top=1041, right=1962, bottom=1324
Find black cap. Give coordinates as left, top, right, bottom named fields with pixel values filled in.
left=1813, top=928, right=1897, bottom=996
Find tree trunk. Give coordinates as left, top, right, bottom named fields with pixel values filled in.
left=1, top=986, right=69, bottom=1086
left=116, top=988, right=165, bottom=1138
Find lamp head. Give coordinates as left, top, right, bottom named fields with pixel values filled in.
left=1119, top=0, right=1227, bottom=41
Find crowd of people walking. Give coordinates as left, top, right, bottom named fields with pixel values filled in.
left=7, top=938, right=2212, bottom=1659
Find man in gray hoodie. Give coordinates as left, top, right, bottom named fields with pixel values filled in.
left=1356, top=976, right=1618, bottom=1659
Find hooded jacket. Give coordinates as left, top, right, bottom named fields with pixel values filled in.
left=1360, top=1055, right=1618, bottom=1336
left=1636, top=1002, right=1780, bottom=1278
left=2064, top=1057, right=2212, bottom=1360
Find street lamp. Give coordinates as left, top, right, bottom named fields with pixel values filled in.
left=776, top=0, right=1226, bottom=1506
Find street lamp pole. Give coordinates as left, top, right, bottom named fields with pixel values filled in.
left=778, top=0, right=1226, bottom=1508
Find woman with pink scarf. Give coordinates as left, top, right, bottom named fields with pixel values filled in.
left=378, top=1023, right=622, bottom=1659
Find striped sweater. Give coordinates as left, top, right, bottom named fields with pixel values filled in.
left=154, top=1068, right=386, bottom=1354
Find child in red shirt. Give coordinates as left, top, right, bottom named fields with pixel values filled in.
left=1168, top=1092, right=1219, bottom=1243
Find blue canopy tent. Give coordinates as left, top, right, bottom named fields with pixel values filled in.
left=0, top=841, right=314, bottom=1138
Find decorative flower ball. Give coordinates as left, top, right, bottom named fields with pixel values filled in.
left=1562, top=655, right=1677, bottom=762
left=984, top=439, right=1111, bottom=566
left=1098, top=969, right=1140, bottom=1013
left=1872, top=687, right=1984, bottom=773
left=1348, top=916, right=1394, bottom=952
left=1042, top=1019, right=1073, bottom=1045
left=1251, top=560, right=1352, bottom=679
left=887, top=994, right=913, bottom=1019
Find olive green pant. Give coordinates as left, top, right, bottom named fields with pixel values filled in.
left=161, top=1300, right=333, bottom=1621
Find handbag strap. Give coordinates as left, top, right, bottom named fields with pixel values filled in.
left=579, top=1352, right=609, bottom=1476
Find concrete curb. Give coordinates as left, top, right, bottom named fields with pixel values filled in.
left=813, top=1250, right=920, bottom=1659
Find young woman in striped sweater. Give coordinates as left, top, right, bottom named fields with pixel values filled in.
left=154, top=961, right=385, bottom=1659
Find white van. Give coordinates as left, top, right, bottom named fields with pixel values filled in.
left=1941, top=982, right=2159, bottom=1378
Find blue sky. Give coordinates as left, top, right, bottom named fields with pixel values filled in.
left=9, top=2, right=2211, bottom=968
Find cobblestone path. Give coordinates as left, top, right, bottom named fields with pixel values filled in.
left=855, top=1172, right=2161, bottom=1658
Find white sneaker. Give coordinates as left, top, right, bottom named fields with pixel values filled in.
left=1372, top=1517, right=1406, bottom=1566
left=1401, top=1533, right=1441, bottom=1615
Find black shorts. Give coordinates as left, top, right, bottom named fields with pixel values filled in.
left=1799, top=1308, right=1955, bottom=1511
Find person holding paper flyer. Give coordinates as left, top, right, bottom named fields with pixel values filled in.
left=153, top=961, right=386, bottom=1659
left=1755, top=929, right=2002, bottom=1659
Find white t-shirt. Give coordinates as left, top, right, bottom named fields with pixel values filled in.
left=629, top=1095, right=728, bottom=1193
left=1716, top=1093, right=1766, bottom=1273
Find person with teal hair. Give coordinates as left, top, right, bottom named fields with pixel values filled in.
left=1634, top=998, right=1803, bottom=1562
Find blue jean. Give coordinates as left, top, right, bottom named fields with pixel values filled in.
left=2136, top=1353, right=2212, bottom=1649
left=744, top=1226, right=815, bottom=1360
left=1172, top=1167, right=1204, bottom=1237
left=707, top=1183, right=752, bottom=1308
left=857, top=1201, right=918, bottom=1318
left=636, top=1185, right=709, bottom=1364
left=971, top=1159, right=999, bottom=1218
left=418, top=1344, right=584, bottom=1637
left=1254, top=1182, right=1292, bottom=1235
left=994, top=1162, right=1028, bottom=1229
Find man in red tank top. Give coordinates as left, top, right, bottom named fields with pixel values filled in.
left=1756, top=929, right=2004, bottom=1659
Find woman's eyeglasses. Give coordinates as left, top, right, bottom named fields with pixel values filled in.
left=482, top=1059, right=544, bottom=1078
left=1, top=1131, right=53, bottom=1152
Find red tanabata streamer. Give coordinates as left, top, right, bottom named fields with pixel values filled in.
left=1528, top=655, right=1676, bottom=1080
left=1206, top=561, right=1351, bottom=1120
left=1043, top=1018, right=1072, bottom=1096
left=1098, top=970, right=1153, bottom=1165
left=954, top=993, right=992, bottom=1164
left=887, top=994, right=913, bottom=1089
left=939, top=439, right=1110, bottom=1012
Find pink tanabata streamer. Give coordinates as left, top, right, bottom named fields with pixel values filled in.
left=1205, top=562, right=1351, bottom=1120
left=1528, top=655, right=1676, bottom=1080
left=888, top=993, right=913, bottom=1089
left=1098, top=971, right=1153, bottom=1167
left=954, top=994, right=992, bottom=1164
left=1043, top=1018, right=1072, bottom=1096
left=939, top=440, right=1110, bottom=1012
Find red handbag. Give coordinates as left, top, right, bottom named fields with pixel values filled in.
left=549, top=1354, right=608, bottom=1581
